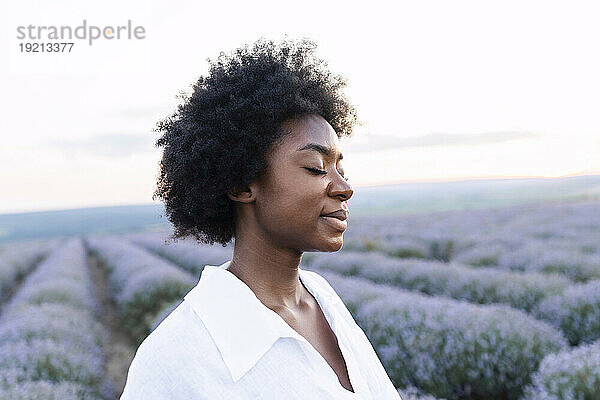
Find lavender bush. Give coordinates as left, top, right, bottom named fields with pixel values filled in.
left=343, top=202, right=600, bottom=277
left=148, top=298, right=184, bottom=333
left=452, top=239, right=516, bottom=267
left=125, top=231, right=233, bottom=275
left=0, top=303, right=107, bottom=350
left=0, top=238, right=59, bottom=304
left=85, top=236, right=196, bottom=343
left=0, top=380, right=101, bottom=400
left=496, top=241, right=600, bottom=282
left=9, top=279, right=95, bottom=312
left=398, top=386, right=448, bottom=400
left=343, top=230, right=430, bottom=259
left=308, top=250, right=570, bottom=313
left=3, top=237, right=99, bottom=316
left=533, top=279, right=600, bottom=346
left=0, top=238, right=113, bottom=399
left=519, top=339, right=600, bottom=400
left=0, top=339, right=103, bottom=386
left=317, top=271, right=568, bottom=400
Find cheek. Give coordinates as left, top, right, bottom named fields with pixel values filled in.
left=256, top=185, right=323, bottom=231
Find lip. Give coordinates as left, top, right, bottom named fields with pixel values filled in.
left=320, top=209, right=349, bottom=220
left=319, top=215, right=348, bottom=232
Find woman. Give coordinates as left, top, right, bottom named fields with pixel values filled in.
left=121, top=36, right=402, bottom=399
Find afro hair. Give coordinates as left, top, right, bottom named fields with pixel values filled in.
left=152, top=36, right=360, bottom=247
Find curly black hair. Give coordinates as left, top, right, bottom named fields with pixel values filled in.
left=152, top=36, right=360, bottom=247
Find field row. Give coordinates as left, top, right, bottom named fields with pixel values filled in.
left=0, top=238, right=113, bottom=399
left=343, top=201, right=600, bottom=282
left=119, top=231, right=598, bottom=400
left=1, top=199, right=599, bottom=399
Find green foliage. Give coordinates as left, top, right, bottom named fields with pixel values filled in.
left=363, top=237, right=382, bottom=252
left=430, top=240, right=454, bottom=262
left=121, top=281, right=193, bottom=345
left=470, top=256, right=498, bottom=267
left=387, top=248, right=427, bottom=259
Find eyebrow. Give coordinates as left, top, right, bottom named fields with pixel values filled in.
left=296, top=143, right=343, bottom=160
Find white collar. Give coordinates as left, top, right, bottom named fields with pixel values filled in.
left=183, top=259, right=337, bottom=382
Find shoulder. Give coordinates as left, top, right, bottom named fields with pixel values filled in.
left=120, top=301, right=229, bottom=399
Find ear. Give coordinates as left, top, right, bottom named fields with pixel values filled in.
left=226, top=185, right=255, bottom=203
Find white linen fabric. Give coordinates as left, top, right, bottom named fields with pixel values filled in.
left=120, top=259, right=403, bottom=399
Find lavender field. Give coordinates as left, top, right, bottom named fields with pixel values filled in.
left=1, top=200, right=599, bottom=399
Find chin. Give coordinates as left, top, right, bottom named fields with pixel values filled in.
left=317, top=236, right=344, bottom=252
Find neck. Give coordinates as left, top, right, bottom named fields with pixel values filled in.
left=226, top=233, right=308, bottom=314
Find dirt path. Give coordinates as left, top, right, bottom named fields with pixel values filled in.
left=86, top=248, right=136, bottom=399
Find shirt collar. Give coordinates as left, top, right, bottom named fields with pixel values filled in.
left=183, top=259, right=336, bottom=382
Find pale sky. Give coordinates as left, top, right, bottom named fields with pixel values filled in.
left=2, top=0, right=600, bottom=213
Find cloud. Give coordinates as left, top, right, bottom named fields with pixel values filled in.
left=46, top=130, right=541, bottom=159
left=46, top=133, right=155, bottom=158
left=343, top=130, right=541, bottom=152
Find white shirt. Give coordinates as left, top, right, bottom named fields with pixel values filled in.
left=120, top=260, right=402, bottom=399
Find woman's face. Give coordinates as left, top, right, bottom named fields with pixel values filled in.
left=251, top=113, right=354, bottom=253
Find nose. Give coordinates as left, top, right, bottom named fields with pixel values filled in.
left=328, top=175, right=353, bottom=201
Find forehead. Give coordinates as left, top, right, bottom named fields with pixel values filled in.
left=277, top=114, right=341, bottom=155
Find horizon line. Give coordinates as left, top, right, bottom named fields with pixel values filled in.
left=352, top=171, right=600, bottom=188
left=1, top=172, right=599, bottom=216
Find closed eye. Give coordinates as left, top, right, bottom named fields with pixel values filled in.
left=305, top=167, right=349, bottom=181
